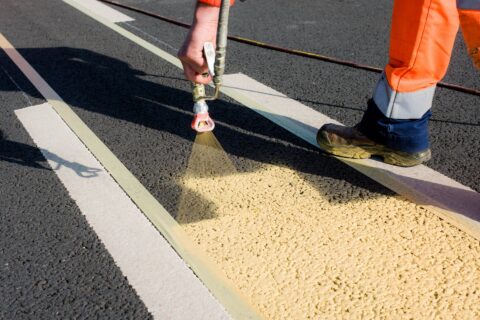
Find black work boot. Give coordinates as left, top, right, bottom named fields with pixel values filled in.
left=316, top=124, right=431, bottom=167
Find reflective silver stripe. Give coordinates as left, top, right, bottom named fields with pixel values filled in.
left=457, top=0, right=480, bottom=10
left=373, top=73, right=435, bottom=119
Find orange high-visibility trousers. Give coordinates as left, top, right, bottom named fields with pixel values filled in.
left=373, top=0, right=479, bottom=120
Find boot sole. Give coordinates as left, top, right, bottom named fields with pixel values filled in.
left=317, top=138, right=431, bottom=167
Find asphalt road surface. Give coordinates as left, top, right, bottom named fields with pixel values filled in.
left=0, top=0, right=478, bottom=318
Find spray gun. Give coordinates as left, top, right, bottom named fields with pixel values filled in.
left=191, top=0, right=231, bottom=133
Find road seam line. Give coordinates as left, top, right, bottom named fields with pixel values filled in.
left=124, top=21, right=179, bottom=51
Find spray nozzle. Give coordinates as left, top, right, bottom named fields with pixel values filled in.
left=191, top=112, right=215, bottom=133
left=192, top=84, right=216, bottom=133
left=191, top=100, right=215, bottom=133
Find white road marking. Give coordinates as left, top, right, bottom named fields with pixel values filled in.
left=124, top=21, right=179, bottom=51
left=63, top=0, right=182, bottom=69
left=61, top=0, right=480, bottom=241
left=15, top=103, right=230, bottom=320
left=69, top=0, right=134, bottom=23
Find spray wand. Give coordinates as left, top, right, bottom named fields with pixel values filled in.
left=191, top=0, right=231, bottom=133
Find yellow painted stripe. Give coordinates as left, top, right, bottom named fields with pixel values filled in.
left=0, top=33, right=263, bottom=320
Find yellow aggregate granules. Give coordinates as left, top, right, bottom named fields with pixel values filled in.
left=177, top=133, right=480, bottom=319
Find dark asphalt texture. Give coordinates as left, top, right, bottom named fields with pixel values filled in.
left=0, top=52, right=151, bottom=318
left=0, top=0, right=478, bottom=318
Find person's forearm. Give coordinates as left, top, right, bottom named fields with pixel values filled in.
left=178, top=1, right=233, bottom=84
left=194, top=3, right=220, bottom=27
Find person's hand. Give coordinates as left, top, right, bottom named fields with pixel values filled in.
left=178, top=4, right=219, bottom=84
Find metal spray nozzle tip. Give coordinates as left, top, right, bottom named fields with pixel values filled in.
left=191, top=112, right=215, bottom=133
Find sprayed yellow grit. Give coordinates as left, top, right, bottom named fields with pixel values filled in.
left=177, top=133, right=480, bottom=319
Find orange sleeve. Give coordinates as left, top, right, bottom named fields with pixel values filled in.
left=459, top=9, right=480, bottom=69
left=198, top=0, right=234, bottom=7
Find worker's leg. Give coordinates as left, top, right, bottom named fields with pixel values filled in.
left=318, top=0, right=460, bottom=166
left=358, top=0, right=460, bottom=152
left=458, top=1, right=480, bottom=69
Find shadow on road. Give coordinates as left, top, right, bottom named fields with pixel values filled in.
left=2, top=46, right=478, bottom=227
left=0, top=138, right=101, bottom=178
left=1, top=47, right=409, bottom=222
left=41, top=149, right=102, bottom=178
left=0, top=138, right=49, bottom=170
